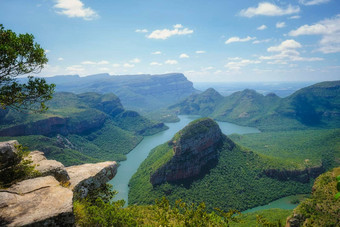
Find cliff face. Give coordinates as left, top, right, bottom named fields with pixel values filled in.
left=151, top=118, right=231, bottom=185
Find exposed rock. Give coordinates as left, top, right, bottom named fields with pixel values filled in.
left=264, top=165, right=324, bottom=183
left=151, top=118, right=232, bottom=185
left=0, top=176, right=74, bottom=227
left=0, top=141, right=118, bottom=226
left=0, top=140, right=19, bottom=170
left=66, top=161, right=118, bottom=198
left=29, top=151, right=70, bottom=182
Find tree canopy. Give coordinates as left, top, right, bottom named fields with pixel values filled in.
left=0, top=24, right=55, bottom=112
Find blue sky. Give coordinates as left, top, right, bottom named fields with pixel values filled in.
left=1, top=0, right=340, bottom=82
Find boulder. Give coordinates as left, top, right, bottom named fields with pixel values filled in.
left=66, top=161, right=118, bottom=198
left=0, top=140, right=19, bottom=170
left=29, top=151, right=70, bottom=182
left=0, top=176, right=74, bottom=226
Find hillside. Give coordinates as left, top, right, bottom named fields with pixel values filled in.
left=0, top=92, right=167, bottom=166
left=170, top=81, right=340, bottom=131
left=129, top=118, right=317, bottom=212
left=41, top=73, right=197, bottom=114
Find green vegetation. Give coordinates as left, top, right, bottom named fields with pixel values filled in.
left=0, top=92, right=167, bottom=166
left=129, top=136, right=314, bottom=212
left=288, top=167, right=340, bottom=226
left=0, top=144, right=40, bottom=188
left=170, top=81, right=340, bottom=131
left=230, top=128, right=340, bottom=170
left=0, top=24, right=55, bottom=112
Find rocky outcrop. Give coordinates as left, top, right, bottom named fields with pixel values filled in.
left=0, top=140, right=19, bottom=170
left=29, top=151, right=70, bottom=182
left=0, top=142, right=118, bottom=226
left=151, top=118, right=232, bottom=185
left=264, top=165, right=324, bottom=183
left=66, top=162, right=118, bottom=198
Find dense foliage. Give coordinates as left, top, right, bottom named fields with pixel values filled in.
left=0, top=144, right=40, bottom=188
left=289, top=167, right=340, bottom=226
left=230, top=128, right=340, bottom=170
left=129, top=137, right=314, bottom=212
left=0, top=24, right=55, bottom=112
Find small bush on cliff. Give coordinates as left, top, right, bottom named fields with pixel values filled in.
left=0, top=144, right=40, bottom=188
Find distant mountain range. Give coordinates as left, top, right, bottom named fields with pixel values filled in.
left=170, top=80, right=340, bottom=131
left=42, top=73, right=198, bottom=113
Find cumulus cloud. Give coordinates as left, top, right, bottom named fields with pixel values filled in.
left=150, top=62, right=162, bottom=66
left=195, top=50, right=206, bottom=54
left=299, top=0, right=331, bottom=6
left=276, top=22, right=286, bottom=28
left=151, top=51, right=162, bottom=55
left=147, top=24, right=193, bottom=40
left=289, top=14, right=340, bottom=53
left=179, top=53, right=189, bottom=58
left=289, top=15, right=301, bottom=19
left=240, top=2, right=300, bottom=17
left=112, top=64, right=120, bottom=67
left=260, top=39, right=323, bottom=62
left=257, top=25, right=267, bottom=30
left=135, top=29, right=148, bottom=33
left=54, top=0, right=98, bottom=20
left=253, top=39, right=271, bottom=44
left=225, top=58, right=261, bottom=71
left=225, top=36, right=256, bottom=44
left=66, top=64, right=84, bottom=73
left=58, top=57, right=64, bottom=61
left=165, top=60, right=178, bottom=65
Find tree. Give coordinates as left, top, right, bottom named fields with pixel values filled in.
left=0, top=24, right=55, bottom=112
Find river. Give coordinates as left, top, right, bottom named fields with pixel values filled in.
left=109, top=115, right=260, bottom=204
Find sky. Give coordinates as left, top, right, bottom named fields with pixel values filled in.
left=1, top=0, right=340, bottom=82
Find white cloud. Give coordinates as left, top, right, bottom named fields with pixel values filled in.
left=257, top=25, right=267, bottom=30
left=225, top=36, right=256, bottom=44
left=151, top=51, right=162, bottom=55
left=112, top=64, right=120, bottom=68
left=202, top=66, right=214, bottom=71
left=99, top=67, right=109, bottom=71
left=98, top=60, right=109, bottom=65
left=260, top=39, right=323, bottom=63
left=135, top=29, right=148, bottom=33
left=44, top=50, right=50, bottom=53
left=147, top=24, right=193, bottom=40
left=289, top=15, right=301, bottom=19
left=179, top=53, right=189, bottom=58
left=253, top=39, right=271, bottom=44
left=130, top=58, right=141, bottom=63
left=123, top=63, right=135, bottom=68
left=195, top=50, right=206, bottom=54
left=276, top=22, right=286, bottom=28
left=299, top=0, right=331, bottom=6
left=58, top=57, right=64, bottom=61
left=267, top=39, right=302, bottom=52
left=227, top=57, right=242, bottom=61
left=150, top=62, right=162, bottom=66
left=240, top=2, right=300, bottom=17
left=289, top=15, right=340, bottom=53
left=54, top=0, right=98, bottom=20
left=165, top=60, right=178, bottom=65
left=225, top=59, right=261, bottom=71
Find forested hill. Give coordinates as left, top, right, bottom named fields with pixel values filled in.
left=0, top=92, right=167, bottom=166
left=169, top=80, right=340, bottom=131
left=41, top=73, right=197, bottom=113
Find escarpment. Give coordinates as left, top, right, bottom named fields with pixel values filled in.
left=150, top=118, right=234, bottom=185
left=0, top=140, right=117, bottom=226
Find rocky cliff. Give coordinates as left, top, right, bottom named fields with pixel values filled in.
left=150, top=118, right=232, bottom=185
left=0, top=140, right=117, bottom=226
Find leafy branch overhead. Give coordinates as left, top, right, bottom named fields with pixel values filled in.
left=0, top=24, right=55, bottom=112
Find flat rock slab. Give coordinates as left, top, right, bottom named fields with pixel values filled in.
left=0, top=176, right=74, bottom=226
left=66, top=161, right=118, bottom=198
left=29, top=151, right=70, bottom=182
